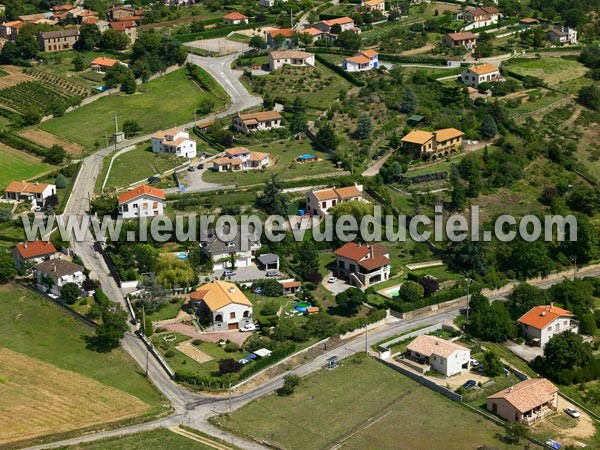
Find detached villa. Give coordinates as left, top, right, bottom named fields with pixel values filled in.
left=517, top=304, right=578, bottom=347
left=151, top=128, right=197, bottom=158
left=117, top=185, right=165, bottom=219
left=12, top=240, right=57, bottom=270
left=361, top=0, right=385, bottom=13
left=268, top=50, right=315, bottom=71
left=189, top=280, right=253, bottom=331
left=487, top=378, right=559, bottom=425
left=407, top=334, right=471, bottom=377
left=200, top=225, right=261, bottom=271
left=212, top=147, right=270, bottom=172
left=343, top=50, right=378, bottom=72
left=461, top=63, right=501, bottom=88
left=4, top=181, right=56, bottom=208
left=334, top=242, right=390, bottom=287
left=305, top=184, right=364, bottom=217
left=223, top=12, right=248, bottom=25
left=232, top=111, right=283, bottom=134
left=546, top=26, right=578, bottom=46
left=442, top=32, right=477, bottom=50
left=35, top=258, right=85, bottom=297
left=402, top=128, right=463, bottom=160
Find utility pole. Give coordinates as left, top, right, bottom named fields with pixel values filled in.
left=104, top=131, right=109, bottom=149
left=365, top=323, right=368, bottom=355
left=572, top=256, right=577, bottom=281
left=143, top=306, right=149, bottom=377
left=228, top=379, right=232, bottom=414
left=290, top=9, right=293, bottom=29
left=465, top=275, right=472, bottom=322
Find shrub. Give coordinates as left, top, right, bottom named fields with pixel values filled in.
left=55, top=173, right=68, bottom=189
left=277, top=374, right=301, bottom=396
left=165, top=349, right=175, bottom=358
left=192, top=339, right=202, bottom=346
left=224, top=342, right=240, bottom=353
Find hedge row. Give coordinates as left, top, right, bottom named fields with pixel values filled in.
left=192, top=128, right=225, bottom=150
left=314, top=54, right=365, bottom=87
left=0, top=132, right=47, bottom=158
left=385, top=283, right=482, bottom=313
left=238, top=341, right=297, bottom=380
left=338, top=308, right=387, bottom=334
left=174, top=371, right=231, bottom=389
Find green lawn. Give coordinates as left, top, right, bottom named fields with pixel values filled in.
left=201, top=138, right=342, bottom=186
left=147, top=297, right=186, bottom=322
left=39, top=69, right=225, bottom=150
left=0, top=283, right=164, bottom=408
left=65, top=428, right=214, bottom=449
left=507, top=57, right=588, bottom=85
left=0, top=143, right=53, bottom=190
left=104, top=144, right=183, bottom=190
left=213, top=355, right=527, bottom=450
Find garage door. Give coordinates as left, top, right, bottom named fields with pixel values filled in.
left=228, top=323, right=238, bottom=330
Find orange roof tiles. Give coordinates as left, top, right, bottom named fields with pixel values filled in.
left=435, top=128, right=464, bottom=142
left=223, top=11, right=248, bottom=20
left=117, top=185, right=165, bottom=205
left=518, top=304, right=574, bottom=330
left=323, top=16, right=354, bottom=26
left=91, top=56, right=118, bottom=67
left=302, top=27, right=322, bottom=36
left=237, top=111, right=282, bottom=123
left=446, top=32, right=476, bottom=41
left=467, top=63, right=499, bottom=75
left=282, top=281, right=301, bottom=288
left=189, top=280, right=253, bottom=310
left=402, top=130, right=434, bottom=145
left=408, top=334, right=469, bottom=358
left=313, top=188, right=338, bottom=201
left=110, top=20, right=136, bottom=30
left=488, top=378, right=558, bottom=414
left=5, top=181, right=51, bottom=194
left=345, top=55, right=371, bottom=65
left=360, top=49, right=378, bottom=58
left=249, top=151, right=269, bottom=162
left=14, top=240, right=57, bottom=259
left=334, top=242, right=389, bottom=263
left=225, top=147, right=250, bottom=157
left=268, top=28, right=294, bottom=38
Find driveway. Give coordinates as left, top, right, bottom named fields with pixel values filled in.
left=321, top=273, right=353, bottom=295
left=212, top=265, right=273, bottom=282
left=165, top=153, right=235, bottom=194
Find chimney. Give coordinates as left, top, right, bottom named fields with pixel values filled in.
left=23, top=243, right=27, bottom=248
left=541, top=311, right=546, bottom=317
left=508, top=387, right=513, bottom=393
left=550, top=302, right=553, bottom=311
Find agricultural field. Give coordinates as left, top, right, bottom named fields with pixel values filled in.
left=201, top=138, right=342, bottom=186
left=0, top=348, right=148, bottom=445
left=103, top=144, right=183, bottom=191
left=64, top=428, right=217, bottom=450
left=0, top=283, right=165, bottom=444
left=0, top=143, right=53, bottom=189
left=0, top=80, right=82, bottom=117
left=244, top=62, right=353, bottom=109
left=506, top=57, right=589, bottom=86
left=17, top=128, right=84, bottom=155
left=39, top=69, right=225, bottom=150
left=213, top=356, right=526, bottom=450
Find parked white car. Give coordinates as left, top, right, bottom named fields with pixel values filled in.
left=565, top=407, right=580, bottom=418
left=224, top=270, right=237, bottom=277
left=328, top=277, right=337, bottom=283
left=240, top=323, right=257, bottom=332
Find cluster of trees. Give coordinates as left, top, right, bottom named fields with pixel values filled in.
left=104, top=64, right=137, bottom=94
left=75, top=23, right=129, bottom=52
left=284, top=96, right=308, bottom=134
left=130, top=30, right=187, bottom=81
left=0, top=23, right=40, bottom=64
left=466, top=292, right=515, bottom=342
left=85, top=289, right=129, bottom=352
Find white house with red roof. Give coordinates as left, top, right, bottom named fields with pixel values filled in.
left=90, top=56, right=120, bottom=73
left=460, top=63, right=501, bottom=88
left=211, top=147, right=270, bottom=172
left=407, top=334, right=470, bottom=376
left=361, top=0, right=385, bottom=13
left=313, top=16, right=356, bottom=33
left=12, top=240, right=57, bottom=270
left=460, top=6, right=499, bottom=30
left=4, top=181, right=56, bottom=208
left=334, top=242, right=390, bottom=287
left=305, top=184, right=364, bottom=217
left=343, top=49, right=378, bottom=72
left=518, top=304, right=578, bottom=347
left=223, top=12, right=249, bottom=25
left=118, top=186, right=165, bottom=219
left=151, top=128, right=196, bottom=158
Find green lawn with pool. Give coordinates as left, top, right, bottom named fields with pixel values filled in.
left=38, top=69, right=226, bottom=150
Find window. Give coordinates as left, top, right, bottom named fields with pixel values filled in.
left=153, top=202, right=158, bottom=208
left=230, top=312, right=236, bottom=319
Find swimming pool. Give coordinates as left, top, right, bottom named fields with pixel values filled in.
left=380, top=284, right=403, bottom=299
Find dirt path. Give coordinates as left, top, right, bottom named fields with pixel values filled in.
left=169, top=427, right=235, bottom=450
left=401, top=43, right=435, bottom=56
left=561, top=103, right=582, bottom=129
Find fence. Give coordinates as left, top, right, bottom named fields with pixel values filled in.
left=338, top=316, right=388, bottom=340
left=400, top=296, right=468, bottom=320
left=137, top=331, right=175, bottom=379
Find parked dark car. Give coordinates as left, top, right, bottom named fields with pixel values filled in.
left=462, top=380, right=477, bottom=389
left=148, top=176, right=161, bottom=184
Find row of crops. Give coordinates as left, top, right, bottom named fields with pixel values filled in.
left=0, top=81, right=82, bottom=117
left=24, top=68, right=90, bottom=97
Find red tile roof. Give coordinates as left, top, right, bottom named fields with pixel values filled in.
left=90, top=56, right=118, bottom=67
left=15, top=240, right=57, bottom=259
left=268, top=28, right=294, bottom=38
left=110, top=20, right=136, bottom=30
left=117, top=185, right=165, bottom=205
left=223, top=12, right=248, bottom=20
left=518, top=305, right=574, bottom=330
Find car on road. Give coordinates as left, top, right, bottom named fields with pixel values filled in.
left=328, top=277, right=337, bottom=283
left=240, top=323, right=257, bottom=332
left=565, top=407, right=580, bottom=418
left=187, top=166, right=196, bottom=172
left=148, top=176, right=161, bottom=184
left=224, top=270, right=236, bottom=277
left=266, top=270, right=280, bottom=277
left=462, top=380, right=477, bottom=390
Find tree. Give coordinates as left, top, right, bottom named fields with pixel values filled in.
left=73, top=54, right=85, bottom=71
left=449, top=239, right=487, bottom=275
left=99, top=29, right=129, bottom=51
left=330, top=200, right=374, bottom=225
left=139, top=273, right=168, bottom=314
left=0, top=253, right=16, bottom=283
left=120, top=74, right=137, bottom=94
left=61, top=282, right=81, bottom=305
left=285, top=96, right=308, bottom=134
left=277, top=374, right=301, bottom=396
left=400, top=86, right=418, bottom=114
left=336, top=30, right=361, bottom=50
left=335, top=288, right=366, bottom=314
left=504, top=423, right=528, bottom=444
left=123, top=119, right=142, bottom=137
left=396, top=280, right=424, bottom=302
left=543, top=331, right=592, bottom=374
left=354, top=112, right=373, bottom=140
left=249, top=35, right=266, bottom=51
left=104, top=64, right=135, bottom=89
left=549, top=279, right=594, bottom=317
left=75, top=23, right=102, bottom=51
left=419, top=275, right=439, bottom=297
left=155, top=255, right=195, bottom=289
left=580, top=313, right=597, bottom=336
left=46, top=145, right=66, bottom=164
left=468, top=296, right=515, bottom=342
left=507, top=283, right=550, bottom=320
left=479, top=114, right=498, bottom=139
left=294, top=240, right=320, bottom=282
left=55, top=173, right=69, bottom=189
left=219, top=358, right=242, bottom=374
left=91, top=193, right=118, bottom=217
left=482, top=351, right=503, bottom=377
left=317, top=123, right=338, bottom=151
left=89, top=303, right=128, bottom=351
left=306, top=312, right=338, bottom=338
left=190, top=21, right=205, bottom=33
left=458, top=153, right=483, bottom=198
left=256, top=175, right=289, bottom=216
left=578, top=84, right=600, bottom=111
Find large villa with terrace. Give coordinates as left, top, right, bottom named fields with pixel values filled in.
left=188, top=280, right=253, bottom=331
left=305, top=184, right=364, bottom=217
